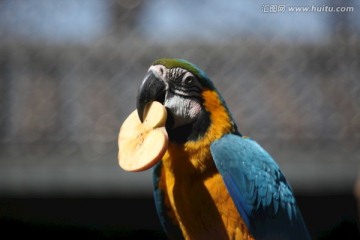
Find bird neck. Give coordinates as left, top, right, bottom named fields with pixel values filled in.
left=163, top=89, right=238, bottom=174
left=200, top=89, right=238, bottom=140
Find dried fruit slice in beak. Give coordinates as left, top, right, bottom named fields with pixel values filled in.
left=118, top=101, right=168, bottom=172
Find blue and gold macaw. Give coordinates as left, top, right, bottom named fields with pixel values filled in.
left=136, top=58, right=310, bottom=240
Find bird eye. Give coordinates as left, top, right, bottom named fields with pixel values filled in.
left=184, top=76, right=194, bottom=85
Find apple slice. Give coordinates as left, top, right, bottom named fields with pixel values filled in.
left=118, top=101, right=168, bottom=172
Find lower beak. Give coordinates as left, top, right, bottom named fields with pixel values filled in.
left=136, top=71, right=166, bottom=122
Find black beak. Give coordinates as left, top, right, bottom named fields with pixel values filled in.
left=136, top=71, right=166, bottom=122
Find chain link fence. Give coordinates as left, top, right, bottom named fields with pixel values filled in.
left=0, top=0, right=359, bottom=196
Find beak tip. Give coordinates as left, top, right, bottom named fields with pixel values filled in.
left=136, top=96, right=145, bottom=123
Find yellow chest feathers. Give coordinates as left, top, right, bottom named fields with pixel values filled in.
left=159, top=144, right=254, bottom=240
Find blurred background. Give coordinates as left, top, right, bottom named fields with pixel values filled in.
left=0, top=0, right=359, bottom=239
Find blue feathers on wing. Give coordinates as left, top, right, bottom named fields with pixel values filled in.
left=210, top=134, right=311, bottom=240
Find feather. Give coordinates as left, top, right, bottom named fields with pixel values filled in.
left=273, top=198, right=279, bottom=214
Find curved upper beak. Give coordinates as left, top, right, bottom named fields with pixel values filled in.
left=136, top=71, right=166, bottom=122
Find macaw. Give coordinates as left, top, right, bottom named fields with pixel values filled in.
left=136, top=58, right=311, bottom=240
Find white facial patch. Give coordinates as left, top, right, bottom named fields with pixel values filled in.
left=164, top=93, right=201, bottom=128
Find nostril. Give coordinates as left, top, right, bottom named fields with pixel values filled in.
left=149, top=65, right=166, bottom=79
left=159, top=66, right=164, bottom=76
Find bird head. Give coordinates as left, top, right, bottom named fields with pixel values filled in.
left=137, top=58, right=238, bottom=143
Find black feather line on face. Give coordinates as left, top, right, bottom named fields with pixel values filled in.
left=167, top=108, right=211, bottom=143
left=167, top=68, right=187, bottom=81
left=168, top=87, right=202, bottom=100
